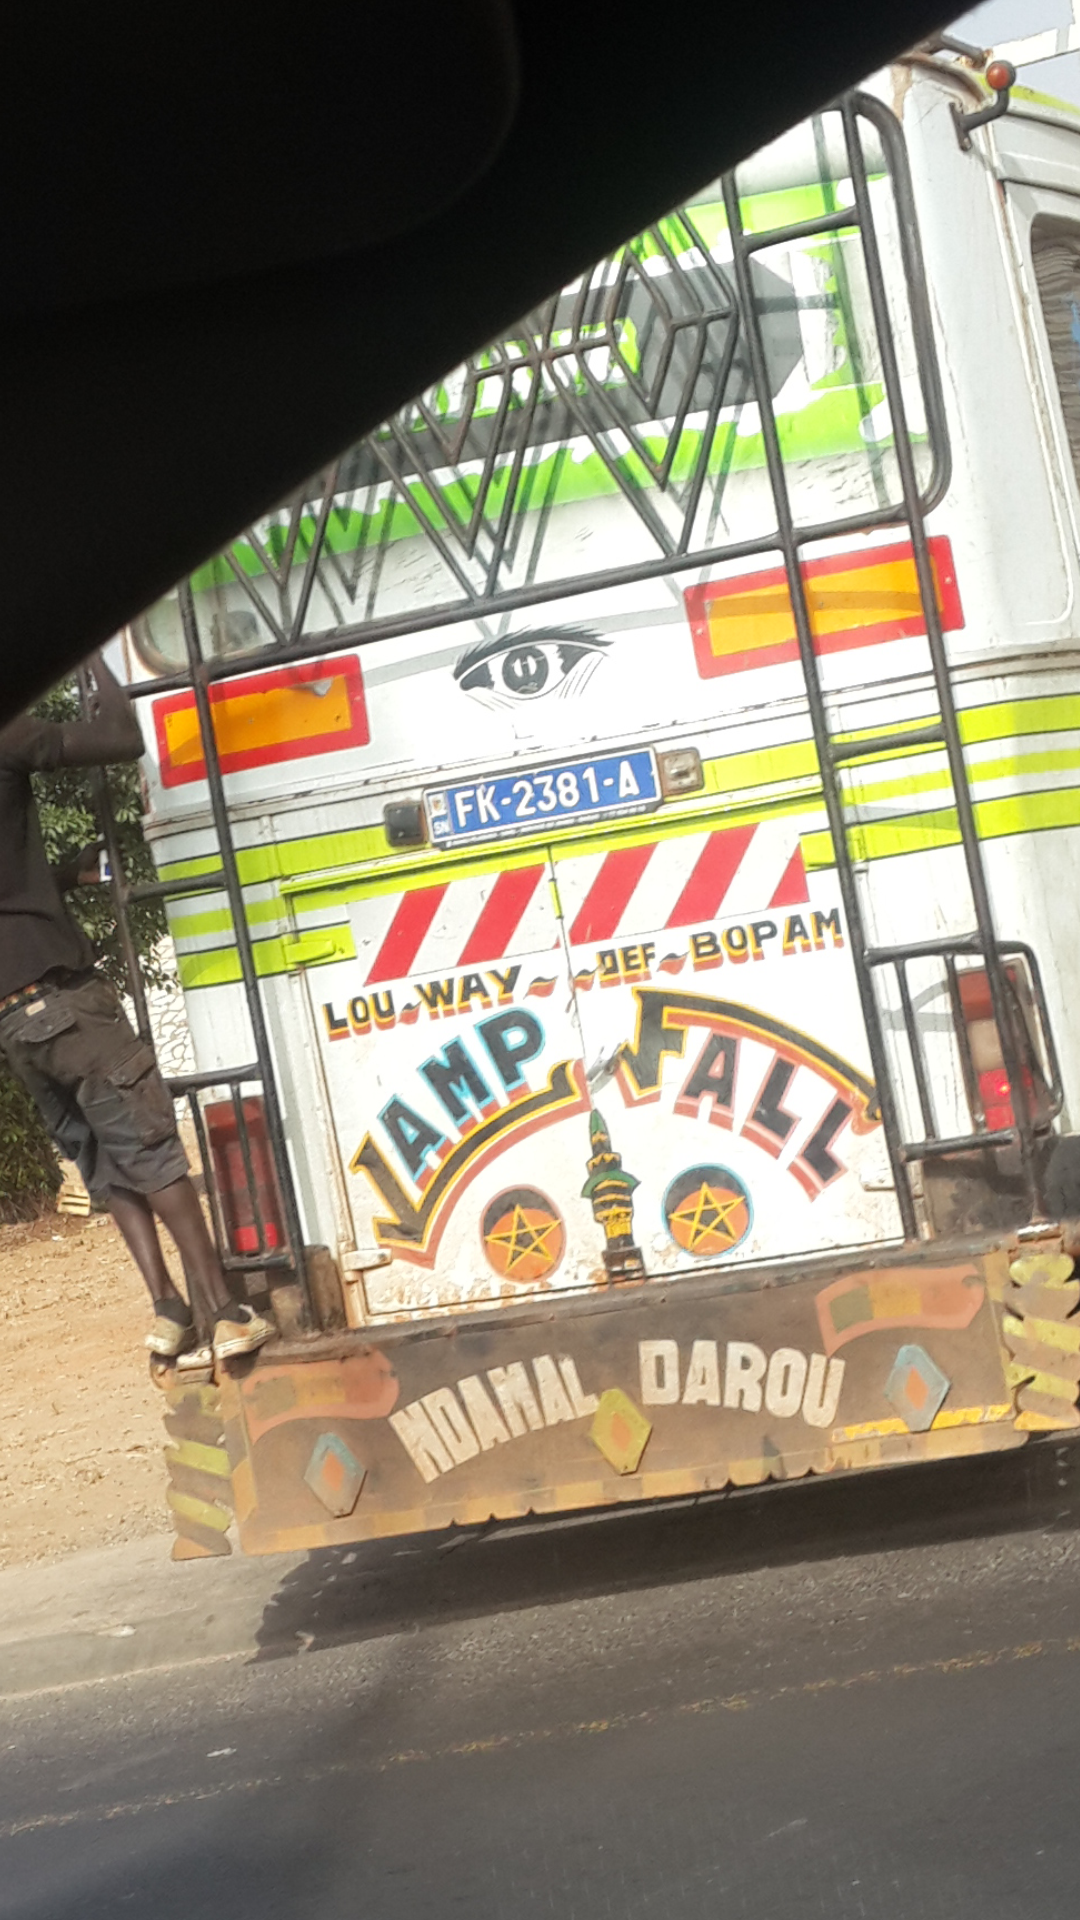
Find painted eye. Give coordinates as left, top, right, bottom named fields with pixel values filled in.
left=454, top=626, right=608, bottom=708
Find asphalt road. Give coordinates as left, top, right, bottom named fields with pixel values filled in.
left=5, top=1442, right=1080, bottom=1919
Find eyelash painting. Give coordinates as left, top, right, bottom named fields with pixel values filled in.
left=453, top=626, right=609, bottom=710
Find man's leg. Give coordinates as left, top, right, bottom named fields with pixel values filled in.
left=148, top=1175, right=273, bottom=1360
left=143, top=1175, right=233, bottom=1320
left=107, top=1184, right=189, bottom=1305
left=1, top=973, right=271, bottom=1359
left=106, top=1185, right=201, bottom=1358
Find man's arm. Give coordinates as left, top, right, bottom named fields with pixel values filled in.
left=0, top=653, right=143, bottom=773
left=55, top=654, right=144, bottom=767
left=53, top=839, right=106, bottom=891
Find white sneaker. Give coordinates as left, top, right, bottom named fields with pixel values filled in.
left=212, top=1304, right=273, bottom=1361
left=145, top=1310, right=196, bottom=1358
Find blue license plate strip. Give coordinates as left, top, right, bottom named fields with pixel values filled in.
left=425, top=748, right=660, bottom=849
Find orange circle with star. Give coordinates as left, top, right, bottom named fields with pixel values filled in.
left=481, top=1186, right=565, bottom=1283
left=663, top=1165, right=752, bottom=1257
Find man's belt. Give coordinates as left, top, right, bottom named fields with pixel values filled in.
left=0, top=981, right=44, bottom=1017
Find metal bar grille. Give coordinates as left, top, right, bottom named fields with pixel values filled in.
left=110, top=87, right=1061, bottom=1257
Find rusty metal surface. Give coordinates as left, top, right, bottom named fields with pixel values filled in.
left=212, top=1243, right=1036, bottom=1555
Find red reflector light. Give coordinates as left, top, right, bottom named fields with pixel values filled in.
left=684, top=535, right=964, bottom=680
left=958, top=961, right=1048, bottom=1135
left=204, top=1096, right=285, bottom=1257
left=978, top=1066, right=1014, bottom=1133
left=154, top=655, right=369, bottom=788
left=957, top=969, right=994, bottom=1024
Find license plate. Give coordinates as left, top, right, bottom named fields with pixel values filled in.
left=425, top=748, right=660, bottom=848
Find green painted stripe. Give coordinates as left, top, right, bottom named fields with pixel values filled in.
left=155, top=690, right=1080, bottom=891
left=278, top=795, right=816, bottom=910
left=188, top=177, right=890, bottom=595
left=161, top=689, right=1080, bottom=972
left=158, top=830, right=382, bottom=887
left=180, top=779, right=1080, bottom=986
left=191, top=387, right=892, bottom=592
left=178, top=925, right=356, bottom=990
left=803, top=782, right=1080, bottom=869
left=960, top=694, right=1080, bottom=745
left=168, top=897, right=288, bottom=940
left=180, top=735, right=1080, bottom=928
left=165, top=1439, right=231, bottom=1479
left=166, top=1489, right=232, bottom=1532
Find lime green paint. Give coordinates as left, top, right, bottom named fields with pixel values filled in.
left=177, top=924, right=355, bottom=990
left=278, top=796, right=813, bottom=917
left=159, top=690, right=1080, bottom=980
left=959, top=695, right=1080, bottom=745
left=1012, top=84, right=1080, bottom=120
left=179, top=772, right=1080, bottom=986
left=190, top=377, right=900, bottom=598
left=167, top=895, right=287, bottom=940
left=840, top=747, right=1080, bottom=814
left=803, top=783, right=1080, bottom=871
left=158, top=828, right=384, bottom=888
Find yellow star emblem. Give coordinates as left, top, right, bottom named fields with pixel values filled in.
left=486, top=1204, right=562, bottom=1274
left=670, top=1181, right=747, bottom=1253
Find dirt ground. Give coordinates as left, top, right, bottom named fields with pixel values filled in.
left=0, top=1210, right=174, bottom=1568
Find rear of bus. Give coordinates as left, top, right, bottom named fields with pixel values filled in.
left=118, top=56, right=1080, bottom=1552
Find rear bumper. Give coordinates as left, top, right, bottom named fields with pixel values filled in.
left=162, top=1228, right=1078, bottom=1558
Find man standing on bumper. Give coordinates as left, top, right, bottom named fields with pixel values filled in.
left=0, top=652, right=272, bottom=1365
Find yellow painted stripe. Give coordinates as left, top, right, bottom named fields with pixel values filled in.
left=840, top=744, right=1080, bottom=815
left=280, top=796, right=810, bottom=905
left=168, top=897, right=287, bottom=940
left=177, top=925, right=356, bottom=989
left=166, top=1489, right=232, bottom=1531
left=164, top=1438, right=232, bottom=1478
left=158, top=685, right=1080, bottom=978
left=804, top=784, right=1080, bottom=870
left=159, top=829, right=386, bottom=888
left=961, top=693, right=1080, bottom=745
left=177, top=778, right=1080, bottom=982
left=1004, top=1310, right=1080, bottom=1354
left=156, top=688, right=1080, bottom=896
left=831, top=1403, right=1011, bottom=1442
left=1005, top=1362, right=1077, bottom=1400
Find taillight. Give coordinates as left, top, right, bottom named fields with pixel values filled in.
left=204, top=1095, right=285, bottom=1255
left=957, top=965, right=1045, bottom=1135
left=976, top=1065, right=1036, bottom=1133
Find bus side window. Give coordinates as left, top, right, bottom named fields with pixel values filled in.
left=1031, top=216, right=1080, bottom=491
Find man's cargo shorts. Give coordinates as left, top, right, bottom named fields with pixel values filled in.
left=0, top=968, right=188, bottom=1200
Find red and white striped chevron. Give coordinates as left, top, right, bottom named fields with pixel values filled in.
left=350, top=822, right=808, bottom=986
left=555, top=818, right=807, bottom=948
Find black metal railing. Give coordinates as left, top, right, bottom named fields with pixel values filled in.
left=89, top=86, right=1058, bottom=1270
left=865, top=937, right=1063, bottom=1165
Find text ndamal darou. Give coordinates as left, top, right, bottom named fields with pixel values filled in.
left=390, top=1342, right=846, bottom=1482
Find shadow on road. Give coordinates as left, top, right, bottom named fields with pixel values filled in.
left=255, top=1432, right=1080, bottom=1660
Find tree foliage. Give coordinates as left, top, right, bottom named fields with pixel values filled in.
left=0, top=1073, right=62, bottom=1218
left=0, top=677, right=168, bottom=1216
left=31, top=679, right=168, bottom=991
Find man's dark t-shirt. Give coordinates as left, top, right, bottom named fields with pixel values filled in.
left=0, top=664, right=143, bottom=998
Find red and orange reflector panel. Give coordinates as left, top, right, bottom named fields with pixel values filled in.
left=684, top=536, right=963, bottom=679
left=154, top=655, right=369, bottom=788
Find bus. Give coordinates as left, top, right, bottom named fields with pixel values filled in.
left=108, top=44, right=1080, bottom=1558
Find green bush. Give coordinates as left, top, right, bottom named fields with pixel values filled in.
left=0, top=1070, right=62, bottom=1219
left=32, top=678, right=167, bottom=992
left=0, top=676, right=168, bottom=1218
